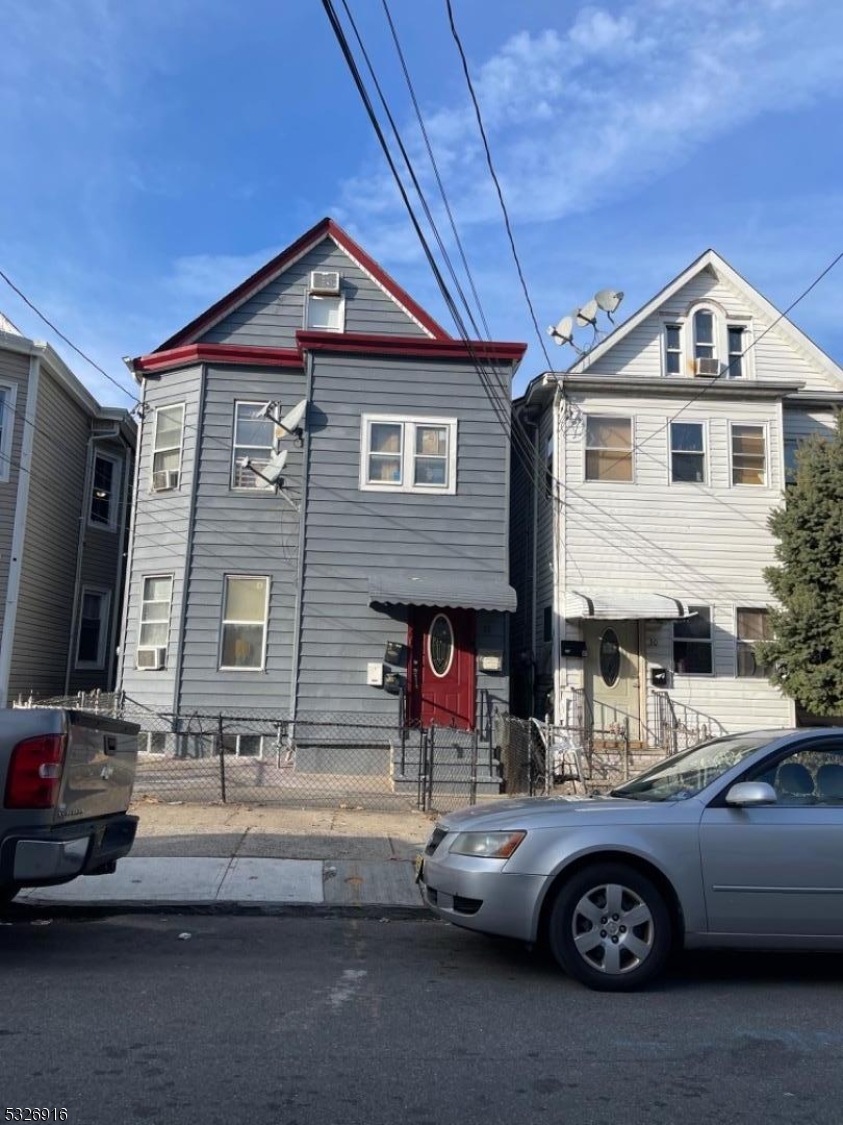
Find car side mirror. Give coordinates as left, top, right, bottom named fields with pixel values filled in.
left=725, top=781, right=777, bottom=807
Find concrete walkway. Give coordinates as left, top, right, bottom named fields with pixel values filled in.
left=17, top=800, right=434, bottom=913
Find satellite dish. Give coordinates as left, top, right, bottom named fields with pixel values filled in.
left=594, top=288, right=624, bottom=321
left=574, top=299, right=598, bottom=329
left=256, top=400, right=280, bottom=421
left=547, top=315, right=575, bottom=346
left=262, top=449, right=289, bottom=486
left=276, top=398, right=307, bottom=440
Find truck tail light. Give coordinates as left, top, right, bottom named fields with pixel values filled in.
left=4, top=734, right=67, bottom=809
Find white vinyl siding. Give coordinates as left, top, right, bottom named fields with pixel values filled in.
left=360, top=415, right=457, bottom=494
left=151, top=404, right=185, bottom=490
left=219, top=575, right=269, bottom=671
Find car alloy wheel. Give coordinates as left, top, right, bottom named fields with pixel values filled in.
left=571, top=882, right=654, bottom=976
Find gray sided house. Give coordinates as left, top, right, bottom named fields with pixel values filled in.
left=120, top=218, right=525, bottom=760
left=0, top=321, right=136, bottom=705
left=511, top=249, right=843, bottom=748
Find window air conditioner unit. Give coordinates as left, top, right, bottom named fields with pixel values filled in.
left=151, top=469, right=180, bottom=492
left=309, top=270, right=341, bottom=295
left=137, top=646, right=166, bottom=670
left=694, top=357, right=720, bottom=377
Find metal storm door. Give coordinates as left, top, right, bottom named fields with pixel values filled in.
left=408, top=607, right=476, bottom=731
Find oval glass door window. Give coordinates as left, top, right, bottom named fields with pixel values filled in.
left=428, top=614, right=455, bottom=678
left=599, top=629, right=621, bottom=687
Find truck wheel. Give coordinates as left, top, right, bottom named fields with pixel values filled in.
left=0, top=883, right=21, bottom=905
left=548, top=862, right=673, bottom=991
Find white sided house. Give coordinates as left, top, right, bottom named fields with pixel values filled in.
left=512, top=250, right=843, bottom=749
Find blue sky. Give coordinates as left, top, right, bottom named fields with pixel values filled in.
left=2, top=0, right=842, bottom=403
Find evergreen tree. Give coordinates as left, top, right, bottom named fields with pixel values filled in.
left=757, top=413, right=843, bottom=714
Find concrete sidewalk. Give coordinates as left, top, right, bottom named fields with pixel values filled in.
left=18, top=800, right=436, bottom=913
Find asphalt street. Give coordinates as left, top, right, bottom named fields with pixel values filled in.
left=2, top=912, right=842, bottom=1125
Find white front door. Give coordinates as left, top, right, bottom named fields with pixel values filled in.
left=584, top=620, right=641, bottom=738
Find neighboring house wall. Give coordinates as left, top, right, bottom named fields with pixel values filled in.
left=200, top=239, right=428, bottom=347
left=0, top=345, right=30, bottom=663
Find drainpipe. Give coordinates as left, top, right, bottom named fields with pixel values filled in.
left=288, top=352, right=314, bottom=723
left=107, top=426, right=134, bottom=688
left=116, top=379, right=146, bottom=694
left=173, top=364, right=206, bottom=717
left=551, top=382, right=563, bottom=725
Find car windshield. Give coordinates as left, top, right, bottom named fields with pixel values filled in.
left=609, top=733, right=775, bottom=802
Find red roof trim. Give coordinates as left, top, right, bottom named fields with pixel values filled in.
left=296, top=331, right=526, bottom=365
left=133, top=343, right=302, bottom=375
left=156, top=217, right=450, bottom=351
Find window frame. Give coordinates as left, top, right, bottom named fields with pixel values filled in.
left=359, top=414, right=458, bottom=495
left=729, top=422, right=768, bottom=488
left=663, top=323, right=683, bottom=377
left=673, top=604, right=714, bottom=677
left=75, top=586, right=112, bottom=670
left=218, top=574, right=270, bottom=673
left=88, top=449, right=122, bottom=531
left=150, top=403, right=186, bottom=492
left=305, top=293, right=346, bottom=333
left=0, top=382, right=18, bottom=485
left=735, top=606, right=772, bottom=679
left=583, top=414, right=635, bottom=484
left=137, top=573, right=174, bottom=668
left=726, top=324, right=746, bottom=379
left=221, top=733, right=267, bottom=759
left=230, top=400, right=279, bottom=491
left=692, top=307, right=718, bottom=366
left=668, top=420, right=707, bottom=486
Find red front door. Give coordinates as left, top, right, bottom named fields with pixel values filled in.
left=408, top=607, right=476, bottom=730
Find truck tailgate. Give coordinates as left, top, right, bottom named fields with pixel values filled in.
left=53, top=711, right=139, bottom=826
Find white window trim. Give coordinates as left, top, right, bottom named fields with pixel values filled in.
left=88, top=449, right=122, bottom=532
left=230, top=400, right=279, bottom=491
left=662, top=321, right=684, bottom=378
left=150, top=403, right=186, bottom=492
left=691, top=303, right=719, bottom=368
left=218, top=574, right=270, bottom=672
left=668, top=419, right=708, bottom=486
left=673, top=604, right=715, bottom=678
left=583, top=414, right=635, bottom=485
left=305, top=293, right=346, bottom=333
left=729, top=421, right=769, bottom=488
left=137, top=573, right=174, bottom=669
left=735, top=605, right=772, bottom=679
left=0, top=382, right=19, bottom=485
left=75, top=586, right=112, bottom=670
left=359, top=414, right=458, bottom=495
left=725, top=320, right=753, bottom=380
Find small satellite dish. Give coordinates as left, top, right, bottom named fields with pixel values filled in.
left=262, top=449, right=289, bottom=486
left=547, top=315, right=575, bottom=347
left=275, top=398, right=307, bottom=440
left=574, top=299, right=598, bottom=329
left=595, top=289, right=624, bottom=321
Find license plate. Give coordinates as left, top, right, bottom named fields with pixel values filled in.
left=414, top=854, right=425, bottom=884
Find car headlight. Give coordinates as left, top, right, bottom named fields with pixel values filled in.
left=448, top=831, right=526, bottom=858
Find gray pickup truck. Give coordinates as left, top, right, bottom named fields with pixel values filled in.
left=0, top=708, right=140, bottom=904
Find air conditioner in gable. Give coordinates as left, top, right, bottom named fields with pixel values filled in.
left=694, top=357, right=720, bottom=377
left=137, top=646, right=166, bottom=670
left=309, top=269, right=341, bottom=295
left=151, top=469, right=180, bottom=492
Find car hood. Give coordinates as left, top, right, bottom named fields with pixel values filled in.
left=437, top=794, right=690, bottom=831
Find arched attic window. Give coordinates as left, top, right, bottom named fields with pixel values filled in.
left=693, top=308, right=717, bottom=367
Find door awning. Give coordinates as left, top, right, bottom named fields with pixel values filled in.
left=564, top=590, right=691, bottom=620
left=368, top=573, right=517, bottom=613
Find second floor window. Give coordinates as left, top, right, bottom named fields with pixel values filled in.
left=670, top=422, right=705, bottom=483
left=674, top=605, right=713, bottom=675
left=152, top=404, right=185, bottom=491
left=360, top=416, right=457, bottom=494
left=232, top=402, right=277, bottom=489
left=585, top=416, right=633, bottom=482
left=731, top=424, right=766, bottom=486
left=90, top=453, right=119, bottom=529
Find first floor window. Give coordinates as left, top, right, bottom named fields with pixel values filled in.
left=76, top=589, right=110, bottom=667
left=232, top=401, right=277, bottom=489
left=138, top=575, right=174, bottom=664
left=731, top=424, right=766, bottom=486
left=152, top=403, right=185, bottom=490
left=784, top=438, right=800, bottom=486
left=585, top=416, right=633, bottom=482
left=670, top=422, right=705, bottom=483
left=737, top=608, right=772, bottom=678
left=361, top=416, right=457, bottom=494
left=674, top=605, right=713, bottom=675
left=220, top=576, right=269, bottom=670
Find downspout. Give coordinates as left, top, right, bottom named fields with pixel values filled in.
left=288, top=351, right=314, bottom=722
left=107, top=426, right=133, bottom=688
left=551, top=381, right=563, bottom=724
left=173, top=364, right=206, bottom=716
left=116, top=379, right=146, bottom=693
left=527, top=412, right=539, bottom=717
left=0, top=355, right=40, bottom=706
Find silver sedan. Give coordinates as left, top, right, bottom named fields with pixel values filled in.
left=418, top=728, right=843, bottom=990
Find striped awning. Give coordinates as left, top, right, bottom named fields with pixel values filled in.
left=368, top=573, right=517, bottom=613
left=564, top=590, right=691, bottom=620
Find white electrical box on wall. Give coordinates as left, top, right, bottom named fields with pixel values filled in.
left=367, top=662, right=385, bottom=687
left=479, top=653, right=503, bottom=673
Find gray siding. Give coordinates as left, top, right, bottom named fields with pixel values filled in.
left=176, top=362, right=306, bottom=711
left=200, top=238, right=429, bottom=346
left=508, top=413, right=536, bottom=716
left=0, top=346, right=30, bottom=647
left=119, top=366, right=202, bottom=708
left=296, top=351, right=511, bottom=717
left=9, top=372, right=88, bottom=699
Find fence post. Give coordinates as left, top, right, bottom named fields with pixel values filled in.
left=469, top=728, right=478, bottom=806
left=398, top=685, right=407, bottom=777
left=217, top=714, right=227, bottom=803
left=623, top=718, right=630, bottom=781
left=417, top=729, right=427, bottom=811
left=427, top=724, right=436, bottom=811
left=544, top=713, right=551, bottom=797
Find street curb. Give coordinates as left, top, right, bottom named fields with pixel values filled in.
left=1, top=901, right=432, bottom=923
